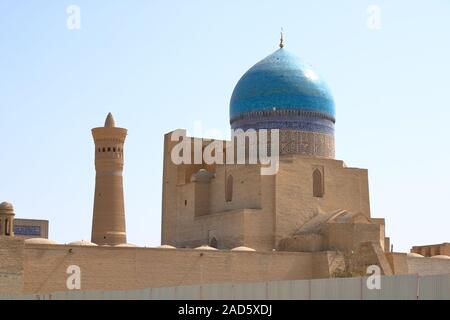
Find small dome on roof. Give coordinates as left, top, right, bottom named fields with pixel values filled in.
left=431, top=255, right=450, bottom=259
left=25, top=238, right=58, bottom=245
left=115, top=243, right=138, bottom=247
left=191, top=169, right=215, bottom=182
left=0, top=202, right=13, bottom=210
left=157, top=244, right=176, bottom=249
left=195, top=245, right=218, bottom=251
left=0, top=202, right=14, bottom=214
left=407, top=253, right=424, bottom=258
left=68, top=240, right=97, bottom=246
left=231, top=246, right=256, bottom=252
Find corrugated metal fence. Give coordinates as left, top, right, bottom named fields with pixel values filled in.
left=2, top=274, right=450, bottom=300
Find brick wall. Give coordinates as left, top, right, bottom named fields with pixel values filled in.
left=0, top=236, right=24, bottom=295
left=407, top=256, right=450, bottom=275
left=22, top=244, right=316, bottom=294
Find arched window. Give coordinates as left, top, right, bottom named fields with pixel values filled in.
left=5, top=218, right=10, bottom=236
left=113, top=147, right=116, bottom=152
left=313, top=169, right=324, bottom=198
left=225, top=175, right=233, bottom=202
left=209, top=237, right=218, bottom=249
left=102, top=148, right=106, bottom=152
left=107, top=147, right=111, bottom=152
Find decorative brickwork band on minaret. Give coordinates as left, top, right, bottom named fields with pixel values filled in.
left=91, top=113, right=127, bottom=245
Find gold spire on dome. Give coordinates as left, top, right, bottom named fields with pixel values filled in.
left=279, top=28, right=284, bottom=48
left=104, top=112, right=116, bottom=128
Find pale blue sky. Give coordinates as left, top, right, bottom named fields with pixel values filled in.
left=1, top=1, right=449, bottom=252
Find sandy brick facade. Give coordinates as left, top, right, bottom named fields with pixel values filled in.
left=0, top=237, right=346, bottom=295
left=162, top=130, right=374, bottom=252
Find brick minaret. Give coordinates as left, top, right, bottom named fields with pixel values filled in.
left=91, top=113, right=127, bottom=245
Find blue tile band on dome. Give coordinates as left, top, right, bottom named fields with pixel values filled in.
left=229, top=48, right=336, bottom=131
left=230, top=109, right=335, bottom=134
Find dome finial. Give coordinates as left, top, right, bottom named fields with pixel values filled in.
left=279, top=27, right=284, bottom=48
left=104, top=112, right=116, bottom=128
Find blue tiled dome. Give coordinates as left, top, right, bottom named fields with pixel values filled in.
left=230, top=48, right=335, bottom=131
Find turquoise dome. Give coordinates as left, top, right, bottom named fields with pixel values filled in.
left=230, top=48, right=335, bottom=130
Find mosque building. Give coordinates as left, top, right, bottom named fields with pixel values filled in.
left=1, top=38, right=449, bottom=295
left=162, top=39, right=379, bottom=252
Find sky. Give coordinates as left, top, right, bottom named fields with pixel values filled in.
left=0, top=0, right=449, bottom=252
